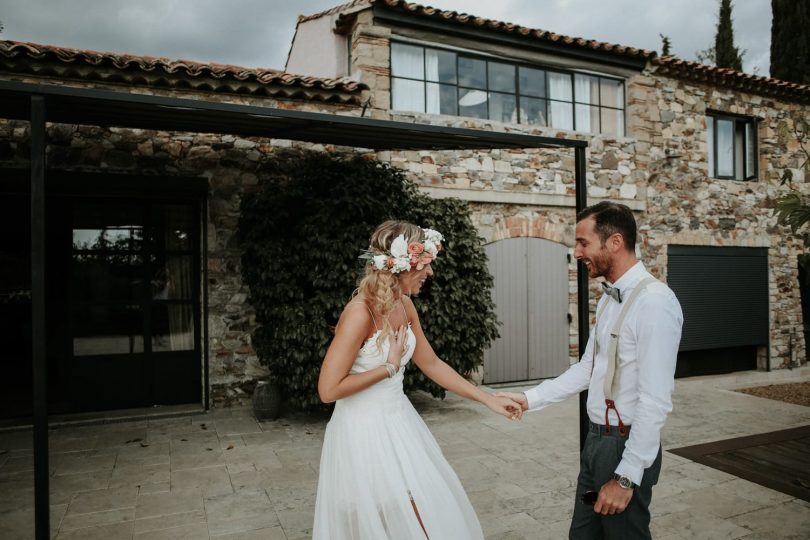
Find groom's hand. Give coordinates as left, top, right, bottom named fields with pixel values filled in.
left=594, top=480, right=633, bottom=515
left=493, top=392, right=528, bottom=411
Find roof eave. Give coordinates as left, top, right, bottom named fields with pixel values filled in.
left=372, top=5, right=650, bottom=71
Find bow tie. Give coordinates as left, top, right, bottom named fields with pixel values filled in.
left=601, top=282, right=622, bottom=303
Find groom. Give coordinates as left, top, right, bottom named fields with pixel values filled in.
left=499, top=201, right=682, bottom=539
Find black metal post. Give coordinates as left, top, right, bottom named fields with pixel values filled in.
left=31, top=94, right=50, bottom=539
left=574, top=145, right=589, bottom=452
left=202, top=195, right=210, bottom=411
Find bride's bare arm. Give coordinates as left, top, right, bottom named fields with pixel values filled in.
left=318, top=303, right=407, bottom=403
left=402, top=297, right=522, bottom=419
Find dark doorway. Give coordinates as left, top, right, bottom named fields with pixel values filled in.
left=668, top=245, right=768, bottom=377
left=799, top=255, right=810, bottom=365
left=0, top=173, right=204, bottom=418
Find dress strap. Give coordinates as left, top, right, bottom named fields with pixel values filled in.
left=399, top=300, right=409, bottom=325
left=348, top=301, right=379, bottom=331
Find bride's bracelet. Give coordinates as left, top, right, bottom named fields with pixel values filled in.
left=382, top=362, right=397, bottom=378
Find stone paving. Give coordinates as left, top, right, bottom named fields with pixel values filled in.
left=1, top=366, right=809, bottom=539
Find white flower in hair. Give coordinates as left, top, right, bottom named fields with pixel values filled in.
left=422, top=228, right=444, bottom=244
left=392, top=257, right=411, bottom=273
left=424, top=240, right=438, bottom=256
left=390, top=235, right=409, bottom=258
left=372, top=255, right=388, bottom=270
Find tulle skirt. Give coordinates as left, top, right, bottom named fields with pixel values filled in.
left=312, top=392, right=484, bottom=539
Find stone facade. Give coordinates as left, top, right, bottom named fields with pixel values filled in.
left=340, top=10, right=809, bottom=370
left=1, top=5, right=808, bottom=409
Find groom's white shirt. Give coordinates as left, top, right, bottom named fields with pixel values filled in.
left=524, top=261, right=683, bottom=485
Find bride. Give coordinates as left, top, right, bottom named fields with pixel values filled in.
left=313, top=220, right=522, bottom=539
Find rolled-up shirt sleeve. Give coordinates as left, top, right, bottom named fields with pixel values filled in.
left=614, top=289, right=683, bottom=485
left=524, top=329, right=595, bottom=411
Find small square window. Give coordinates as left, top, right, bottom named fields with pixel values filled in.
left=707, top=113, right=758, bottom=181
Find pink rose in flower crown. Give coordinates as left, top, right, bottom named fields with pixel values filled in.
left=386, top=257, right=395, bottom=269
left=407, top=241, right=424, bottom=255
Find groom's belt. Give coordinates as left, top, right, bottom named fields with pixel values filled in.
left=588, top=421, right=631, bottom=438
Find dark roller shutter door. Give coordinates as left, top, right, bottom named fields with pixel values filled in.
left=667, top=246, right=768, bottom=351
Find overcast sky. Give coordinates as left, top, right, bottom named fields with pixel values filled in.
left=0, top=0, right=773, bottom=76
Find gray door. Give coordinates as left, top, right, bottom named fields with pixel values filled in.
left=484, top=237, right=569, bottom=384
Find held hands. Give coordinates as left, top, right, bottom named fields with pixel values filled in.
left=484, top=394, right=525, bottom=421
left=386, top=325, right=408, bottom=370
left=594, top=480, right=633, bottom=515
left=493, top=391, right=529, bottom=412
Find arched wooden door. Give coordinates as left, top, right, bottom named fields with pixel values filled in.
left=484, top=237, right=569, bottom=384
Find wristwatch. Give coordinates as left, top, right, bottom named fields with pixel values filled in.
left=613, top=474, right=636, bottom=490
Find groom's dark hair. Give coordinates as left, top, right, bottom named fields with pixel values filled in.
left=576, top=201, right=636, bottom=252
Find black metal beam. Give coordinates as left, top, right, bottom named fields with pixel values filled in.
left=0, top=80, right=586, bottom=151
left=574, top=145, right=589, bottom=451
left=30, top=94, right=50, bottom=539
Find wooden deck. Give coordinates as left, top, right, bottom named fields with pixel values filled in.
left=670, top=425, right=810, bottom=502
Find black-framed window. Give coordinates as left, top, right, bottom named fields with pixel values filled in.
left=390, top=42, right=625, bottom=135
left=707, top=113, right=758, bottom=181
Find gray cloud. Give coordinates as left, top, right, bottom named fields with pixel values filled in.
left=0, top=0, right=772, bottom=75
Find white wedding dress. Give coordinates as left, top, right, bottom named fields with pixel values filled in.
left=312, top=325, right=485, bottom=539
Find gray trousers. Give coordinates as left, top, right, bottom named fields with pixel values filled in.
left=569, top=424, right=662, bottom=540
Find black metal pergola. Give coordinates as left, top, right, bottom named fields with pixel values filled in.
left=0, top=79, right=591, bottom=539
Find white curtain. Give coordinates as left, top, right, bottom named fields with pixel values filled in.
left=549, top=73, right=573, bottom=130
left=425, top=51, right=440, bottom=114
left=574, top=75, right=593, bottom=132
left=392, top=44, right=425, bottom=113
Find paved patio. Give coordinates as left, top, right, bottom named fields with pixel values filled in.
left=1, top=366, right=809, bottom=540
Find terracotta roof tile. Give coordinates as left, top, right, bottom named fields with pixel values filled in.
left=302, top=0, right=656, bottom=61
left=0, top=40, right=368, bottom=105
left=655, top=56, right=810, bottom=104
left=302, top=0, right=810, bottom=103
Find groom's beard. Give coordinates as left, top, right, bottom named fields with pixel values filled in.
left=585, top=248, right=612, bottom=280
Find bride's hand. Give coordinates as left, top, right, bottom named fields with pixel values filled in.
left=386, top=325, right=408, bottom=370
left=485, top=394, right=524, bottom=421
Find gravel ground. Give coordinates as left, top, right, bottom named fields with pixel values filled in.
left=736, top=381, right=810, bottom=407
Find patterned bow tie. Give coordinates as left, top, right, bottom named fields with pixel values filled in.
left=601, top=282, right=622, bottom=303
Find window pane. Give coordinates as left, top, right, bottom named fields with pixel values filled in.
left=707, top=116, right=714, bottom=176
left=73, top=304, right=144, bottom=356
left=458, top=89, right=488, bottom=118
left=152, top=304, right=194, bottom=352
left=426, top=83, right=458, bottom=115
left=549, top=101, right=573, bottom=130
left=72, top=203, right=144, bottom=251
left=392, top=78, right=425, bottom=112
left=152, top=256, right=193, bottom=300
left=519, top=96, right=547, bottom=125
left=519, top=66, right=546, bottom=98
left=600, top=78, right=624, bottom=109
left=735, top=122, right=745, bottom=181
left=600, top=108, right=624, bottom=136
left=716, top=119, right=734, bottom=177
left=745, top=121, right=756, bottom=179
left=154, top=204, right=193, bottom=251
left=391, top=43, right=424, bottom=79
left=488, top=62, right=515, bottom=93
left=575, top=104, right=599, bottom=132
left=458, top=57, right=486, bottom=89
left=425, top=49, right=456, bottom=83
left=548, top=72, right=572, bottom=101
left=489, top=92, right=517, bottom=123
left=574, top=74, right=599, bottom=105
left=72, top=253, right=143, bottom=303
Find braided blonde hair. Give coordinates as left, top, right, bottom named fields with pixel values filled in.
left=355, top=220, right=423, bottom=346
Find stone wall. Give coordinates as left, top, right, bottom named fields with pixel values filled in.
left=343, top=14, right=809, bottom=369
left=0, top=82, right=364, bottom=407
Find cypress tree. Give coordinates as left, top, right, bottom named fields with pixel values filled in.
left=770, top=0, right=810, bottom=84
left=660, top=34, right=672, bottom=56
left=715, top=0, right=744, bottom=70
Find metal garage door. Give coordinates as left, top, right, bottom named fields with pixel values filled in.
left=667, top=245, right=768, bottom=376
left=484, top=237, right=569, bottom=384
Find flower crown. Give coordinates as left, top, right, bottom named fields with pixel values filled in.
left=360, top=228, right=444, bottom=273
